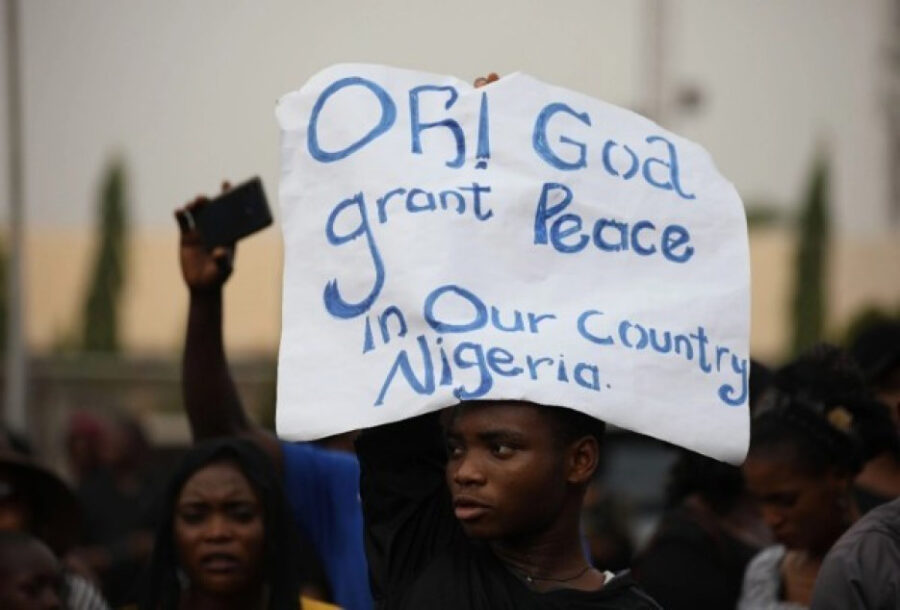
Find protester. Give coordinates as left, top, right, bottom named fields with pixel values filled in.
left=0, top=434, right=111, bottom=610
left=773, top=343, right=900, bottom=512
left=0, top=531, right=64, bottom=610
left=356, top=401, right=660, bottom=609
left=141, top=438, right=337, bottom=610
left=634, top=358, right=774, bottom=609
left=634, top=449, right=771, bottom=610
left=65, top=410, right=106, bottom=484
left=738, top=391, right=863, bottom=608
left=850, top=320, right=900, bottom=507
left=581, top=478, right=635, bottom=573
left=809, top=495, right=900, bottom=609
left=0, top=439, right=81, bottom=556
left=851, top=319, right=900, bottom=422
left=71, top=413, right=160, bottom=606
left=175, top=205, right=369, bottom=610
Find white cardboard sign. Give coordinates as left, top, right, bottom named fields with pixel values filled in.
left=275, top=64, right=750, bottom=464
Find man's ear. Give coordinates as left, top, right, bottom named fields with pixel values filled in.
left=565, top=435, right=600, bottom=485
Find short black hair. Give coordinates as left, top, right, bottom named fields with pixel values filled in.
left=850, top=319, right=900, bottom=390
left=773, top=343, right=866, bottom=406
left=540, top=405, right=607, bottom=448
left=665, top=450, right=744, bottom=514
left=452, top=400, right=606, bottom=448
left=749, top=359, right=774, bottom=414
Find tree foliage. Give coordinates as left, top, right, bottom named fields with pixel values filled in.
left=81, top=159, right=129, bottom=352
left=790, top=155, right=829, bottom=356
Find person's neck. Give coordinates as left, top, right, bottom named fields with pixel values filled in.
left=180, top=586, right=265, bottom=610
left=787, top=547, right=825, bottom=566
left=781, top=549, right=823, bottom=605
left=489, top=506, right=599, bottom=591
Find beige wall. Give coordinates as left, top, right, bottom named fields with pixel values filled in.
left=27, top=228, right=283, bottom=356
left=24, top=226, right=900, bottom=364
left=748, top=228, right=900, bottom=361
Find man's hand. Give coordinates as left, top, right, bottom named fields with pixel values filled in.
left=473, top=73, right=499, bottom=88
left=175, top=183, right=235, bottom=293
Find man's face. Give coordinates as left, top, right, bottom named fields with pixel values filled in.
left=445, top=403, right=569, bottom=540
left=0, top=540, right=63, bottom=610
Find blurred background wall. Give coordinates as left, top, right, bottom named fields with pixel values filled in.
left=0, top=0, right=898, bottom=462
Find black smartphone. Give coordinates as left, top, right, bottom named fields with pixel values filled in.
left=186, top=177, right=273, bottom=248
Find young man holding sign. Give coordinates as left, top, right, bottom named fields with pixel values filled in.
left=356, top=402, right=661, bottom=608
left=348, top=73, right=657, bottom=610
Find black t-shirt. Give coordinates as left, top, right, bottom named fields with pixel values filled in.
left=633, top=506, right=758, bottom=610
left=356, top=413, right=661, bottom=610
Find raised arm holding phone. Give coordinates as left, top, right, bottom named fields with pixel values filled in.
left=175, top=180, right=371, bottom=610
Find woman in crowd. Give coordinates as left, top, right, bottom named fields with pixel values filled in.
left=737, top=392, right=863, bottom=608
left=141, top=438, right=337, bottom=610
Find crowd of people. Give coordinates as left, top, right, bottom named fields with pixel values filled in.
left=2, top=84, right=899, bottom=610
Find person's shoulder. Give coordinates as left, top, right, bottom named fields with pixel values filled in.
left=300, top=596, right=341, bottom=610
left=280, top=440, right=359, bottom=471
left=279, top=440, right=361, bottom=505
left=745, top=544, right=785, bottom=572
left=823, top=497, right=900, bottom=570
left=849, top=495, right=900, bottom=538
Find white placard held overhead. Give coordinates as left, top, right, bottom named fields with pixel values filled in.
left=275, top=64, right=751, bottom=464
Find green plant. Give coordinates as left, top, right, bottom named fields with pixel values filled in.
left=81, top=159, right=129, bottom=352
left=790, top=155, right=829, bottom=356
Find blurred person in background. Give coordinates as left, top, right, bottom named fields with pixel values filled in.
left=849, top=320, right=900, bottom=507
left=738, top=392, right=863, bottom=609
left=809, top=494, right=900, bottom=609
left=634, top=450, right=772, bottom=610
left=0, top=531, right=64, bottom=610
left=0, top=431, right=110, bottom=610
left=175, top=193, right=369, bottom=610
left=65, top=411, right=106, bottom=484
left=581, top=477, right=635, bottom=574
left=69, top=413, right=161, bottom=607
left=632, top=358, right=773, bottom=610
left=772, top=344, right=900, bottom=512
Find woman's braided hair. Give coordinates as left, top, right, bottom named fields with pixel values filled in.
left=749, top=344, right=882, bottom=475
